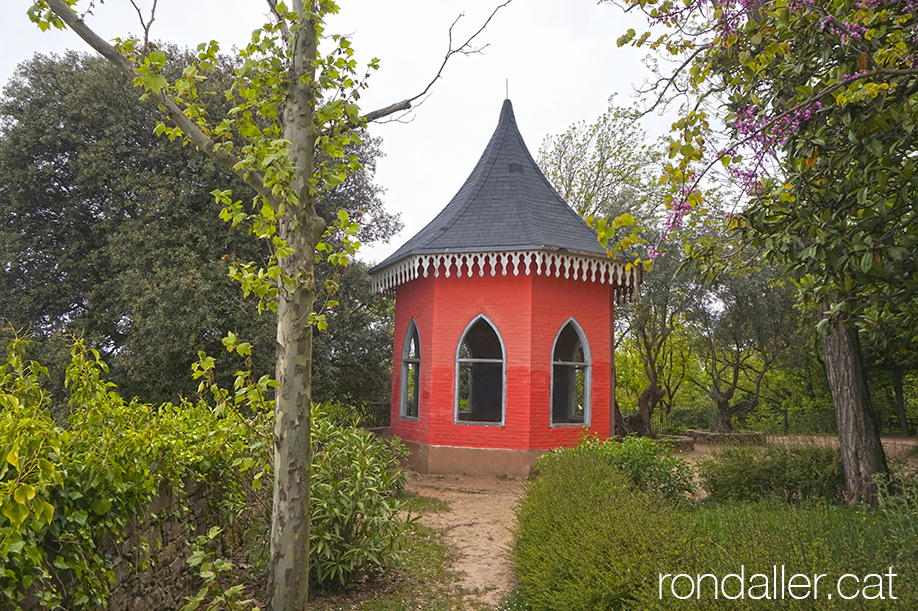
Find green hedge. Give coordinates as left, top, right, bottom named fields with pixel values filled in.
left=511, top=448, right=918, bottom=610
left=512, top=449, right=689, bottom=610
left=698, top=445, right=845, bottom=503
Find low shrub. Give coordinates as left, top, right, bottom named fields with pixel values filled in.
left=309, top=403, right=411, bottom=589
left=698, top=445, right=844, bottom=503
left=513, top=448, right=918, bottom=610
left=543, top=435, right=694, bottom=499
left=512, top=449, right=689, bottom=611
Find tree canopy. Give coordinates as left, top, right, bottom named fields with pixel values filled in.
left=606, top=0, right=917, bottom=501
left=610, top=0, right=918, bottom=325
left=0, top=50, right=397, bottom=407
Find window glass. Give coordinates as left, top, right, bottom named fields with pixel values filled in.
left=401, top=322, right=421, bottom=419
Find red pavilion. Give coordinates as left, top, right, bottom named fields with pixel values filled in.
left=370, top=100, right=640, bottom=476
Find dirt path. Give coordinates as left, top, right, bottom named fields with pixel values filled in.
left=405, top=473, right=523, bottom=608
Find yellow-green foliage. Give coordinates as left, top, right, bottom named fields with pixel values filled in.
left=0, top=338, right=258, bottom=610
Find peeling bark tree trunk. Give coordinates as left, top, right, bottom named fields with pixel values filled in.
left=270, top=273, right=316, bottom=610
left=269, top=215, right=324, bottom=610
left=821, top=319, right=889, bottom=505
left=267, top=6, right=325, bottom=609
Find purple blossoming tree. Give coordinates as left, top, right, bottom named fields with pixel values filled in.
left=606, top=0, right=918, bottom=503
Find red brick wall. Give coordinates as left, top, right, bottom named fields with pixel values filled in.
left=391, top=278, right=433, bottom=445
left=390, top=260, right=615, bottom=451
left=528, top=272, right=613, bottom=449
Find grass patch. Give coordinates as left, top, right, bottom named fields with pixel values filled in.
left=308, top=522, right=488, bottom=611
left=400, top=491, right=452, bottom=514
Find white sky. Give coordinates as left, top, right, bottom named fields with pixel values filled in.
left=1, top=0, right=669, bottom=265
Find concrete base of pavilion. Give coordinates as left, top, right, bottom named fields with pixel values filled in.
left=367, top=428, right=548, bottom=477
left=402, top=441, right=549, bottom=477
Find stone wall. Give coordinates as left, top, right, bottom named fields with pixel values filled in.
left=21, top=480, right=235, bottom=611
left=106, top=480, right=222, bottom=611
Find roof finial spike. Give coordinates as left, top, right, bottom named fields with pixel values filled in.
left=505, top=78, right=509, bottom=100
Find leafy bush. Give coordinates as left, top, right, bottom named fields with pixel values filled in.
left=0, top=338, right=257, bottom=610
left=543, top=435, right=693, bottom=499
left=513, top=449, right=687, bottom=611
left=309, top=403, right=411, bottom=589
left=698, top=445, right=844, bottom=502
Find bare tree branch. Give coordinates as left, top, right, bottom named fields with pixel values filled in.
left=361, top=0, right=512, bottom=123
left=128, top=0, right=157, bottom=57
left=44, top=0, right=284, bottom=210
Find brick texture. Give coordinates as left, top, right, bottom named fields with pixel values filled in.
left=390, top=259, right=614, bottom=452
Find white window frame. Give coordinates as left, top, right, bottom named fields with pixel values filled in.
left=400, top=319, right=421, bottom=420
left=550, top=318, right=591, bottom=427
left=454, top=314, right=506, bottom=426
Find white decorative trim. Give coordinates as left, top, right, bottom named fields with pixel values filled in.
left=371, top=250, right=640, bottom=303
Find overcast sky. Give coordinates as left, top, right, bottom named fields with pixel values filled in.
left=1, top=0, right=668, bottom=264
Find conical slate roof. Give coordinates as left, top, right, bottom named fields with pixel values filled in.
left=370, top=99, right=606, bottom=275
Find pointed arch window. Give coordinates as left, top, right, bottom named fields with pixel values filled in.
left=552, top=320, right=590, bottom=425
left=401, top=321, right=421, bottom=419
left=456, top=316, right=505, bottom=424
